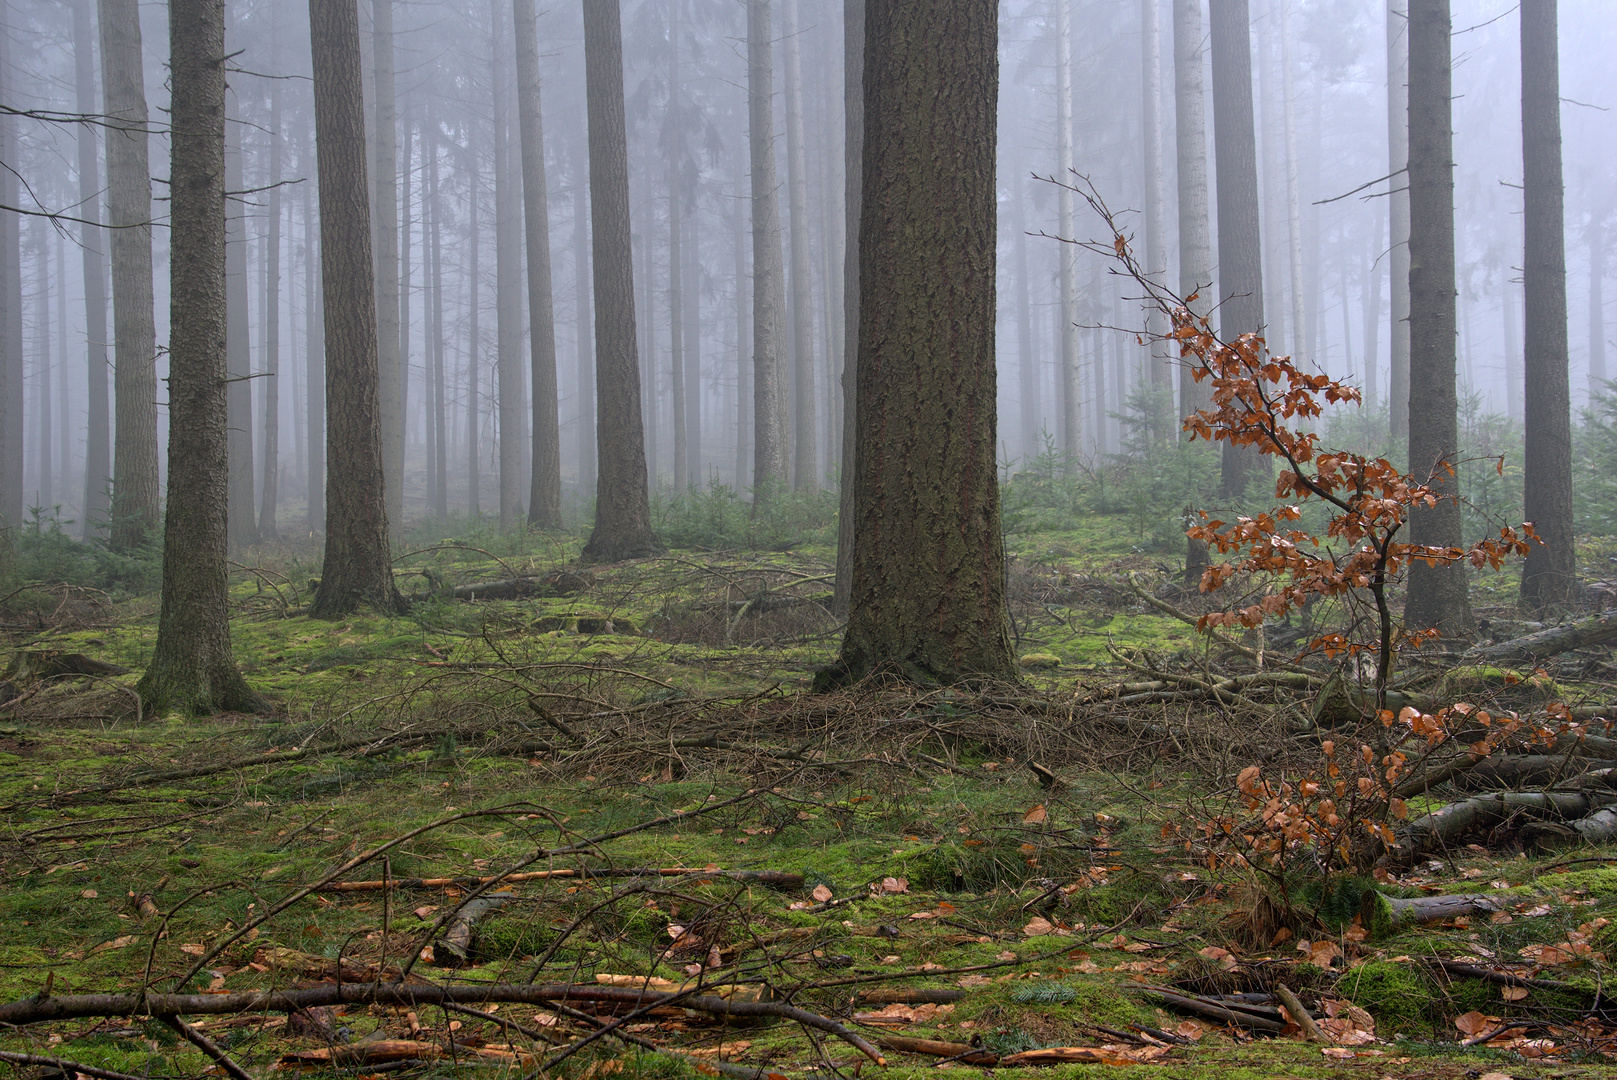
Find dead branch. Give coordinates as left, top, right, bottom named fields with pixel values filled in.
left=1135, top=987, right=1286, bottom=1032
left=0, top=1052, right=154, bottom=1080
left=161, top=1015, right=259, bottom=1080
left=1270, top=983, right=1325, bottom=1043
left=318, top=867, right=805, bottom=893
left=1461, top=609, right=1617, bottom=666
left=1383, top=789, right=1617, bottom=867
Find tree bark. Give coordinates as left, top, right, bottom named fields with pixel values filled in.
left=1590, top=220, right=1606, bottom=390
left=427, top=110, right=448, bottom=519
left=493, top=27, right=526, bottom=530
left=1209, top=0, right=1265, bottom=499
left=1504, top=271, right=1522, bottom=421
left=783, top=0, right=818, bottom=491
left=32, top=219, right=51, bottom=510
left=1362, top=204, right=1384, bottom=410
left=309, top=0, right=406, bottom=618
left=1403, top=0, right=1472, bottom=636
left=573, top=149, right=596, bottom=497
left=668, top=15, right=688, bottom=493
left=70, top=0, right=111, bottom=541
left=825, top=0, right=1016, bottom=687
left=304, top=149, right=326, bottom=533
left=466, top=119, right=482, bottom=518
left=1387, top=0, right=1411, bottom=445
left=224, top=89, right=257, bottom=550
left=579, top=0, right=661, bottom=563
left=1142, top=0, right=1172, bottom=425
left=1519, top=0, right=1575, bottom=613
left=734, top=179, right=753, bottom=492
left=513, top=0, right=561, bottom=528
left=259, top=47, right=284, bottom=543
left=833, top=0, right=862, bottom=614
left=1173, top=0, right=1214, bottom=423
left=373, top=0, right=404, bottom=534
left=747, top=0, right=788, bottom=499
left=1278, top=0, right=1308, bottom=369
left=0, top=25, right=19, bottom=531
left=136, top=0, right=262, bottom=716
left=1056, top=0, right=1080, bottom=462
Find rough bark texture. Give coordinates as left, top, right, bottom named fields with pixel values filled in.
left=783, top=0, right=818, bottom=490
left=833, top=0, right=863, bottom=615
left=224, top=90, right=257, bottom=550
left=826, top=0, right=1016, bottom=687
left=514, top=0, right=561, bottom=528
left=136, top=0, right=262, bottom=716
left=1403, top=0, right=1472, bottom=636
left=579, top=0, right=661, bottom=564
left=1519, top=0, right=1575, bottom=613
left=1056, top=0, right=1080, bottom=460
left=1173, top=0, right=1213, bottom=420
left=1387, top=0, right=1411, bottom=445
left=309, top=0, right=406, bottom=618
left=1208, top=0, right=1265, bottom=498
left=0, top=28, right=21, bottom=530
left=747, top=0, right=788, bottom=497
left=98, top=0, right=160, bottom=551
left=304, top=158, right=326, bottom=533
left=373, top=0, right=404, bottom=534
left=73, top=0, right=111, bottom=541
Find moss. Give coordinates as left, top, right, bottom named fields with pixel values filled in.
left=1338, top=960, right=1429, bottom=1037
left=1018, top=652, right=1061, bottom=671
left=1438, top=665, right=1563, bottom=705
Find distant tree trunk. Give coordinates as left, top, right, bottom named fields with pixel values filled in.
left=747, top=0, right=787, bottom=498
left=466, top=121, right=482, bottom=518
left=833, top=0, right=862, bottom=615
left=825, top=0, right=1015, bottom=687
left=1014, top=176, right=1038, bottom=462
left=373, top=0, right=404, bottom=534
left=137, top=0, right=262, bottom=716
left=1142, top=0, right=1172, bottom=426
left=492, top=28, right=526, bottom=530
left=1388, top=0, right=1411, bottom=446
left=668, top=93, right=688, bottom=491
left=1503, top=270, right=1523, bottom=421
left=304, top=152, right=326, bottom=533
left=1209, top=0, right=1265, bottom=499
left=684, top=195, right=702, bottom=486
left=259, top=56, right=284, bottom=542
left=1173, top=0, right=1214, bottom=425
left=1056, top=0, right=1080, bottom=461
left=513, top=0, right=561, bottom=528
left=56, top=237, right=71, bottom=514
left=1403, top=0, right=1471, bottom=636
left=71, top=0, right=111, bottom=540
left=0, top=27, right=18, bottom=530
left=32, top=219, right=51, bottom=510
left=783, top=0, right=818, bottom=490
left=1278, top=0, right=1308, bottom=368
left=1519, top=0, right=1575, bottom=613
left=579, top=0, right=661, bottom=563
left=734, top=180, right=752, bottom=493
left=1362, top=204, right=1384, bottom=410
left=574, top=153, right=596, bottom=497
left=225, top=87, right=257, bottom=550
left=399, top=112, right=413, bottom=513
left=428, top=111, right=449, bottom=518
left=309, top=0, right=406, bottom=618
left=1591, top=221, right=1606, bottom=389
left=1254, top=11, right=1287, bottom=365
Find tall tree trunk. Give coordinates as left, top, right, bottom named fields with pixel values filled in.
left=304, top=149, right=326, bottom=533
left=399, top=113, right=413, bottom=516
left=668, top=78, right=688, bottom=491
left=373, top=0, right=404, bottom=534
left=1362, top=203, right=1383, bottom=410
left=137, top=0, right=262, bottom=716
left=492, top=25, right=526, bottom=530
left=783, top=0, right=818, bottom=490
left=513, top=0, right=561, bottom=527
left=34, top=219, right=52, bottom=511
left=747, top=0, right=788, bottom=498
left=827, top=0, right=1014, bottom=687
left=1056, top=0, right=1080, bottom=461
left=1014, top=175, right=1038, bottom=462
left=72, top=0, right=111, bottom=540
left=309, top=0, right=406, bottom=618
left=1278, top=0, right=1308, bottom=367
left=1591, top=221, right=1606, bottom=389
left=833, top=0, right=862, bottom=615
left=259, top=49, right=284, bottom=542
left=734, top=178, right=752, bottom=493
left=1142, top=0, right=1171, bottom=425
left=574, top=152, right=596, bottom=497
left=225, top=87, right=257, bottom=549
left=1254, top=11, right=1287, bottom=365
left=685, top=190, right=702, bottom=487
left=579, top=0, right=661, bottom=562
left=428, top=111, right=449, bottom=518
left=1403, top=0, right=1471, bottom=636
left=466, top=120, right=482, bottom=518
left=1519, top=0, right=1575, bottom=613
left=1504, top=271, right=1522, bottom=421
left=56, top=236, right=71, bottom=517
left=1174, top=0, right=1214, bottom=423
left=0, top=24, right=18, bottom=530
left=1209, top=0, right=1265, bottom=498
left=1388, top=0, right=1411, bottom=446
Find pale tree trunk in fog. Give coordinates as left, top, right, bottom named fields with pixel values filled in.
left=399, top=114, right=413, bottom=504
left=747, top=0, right=788, bottom=498
left=1142, top=0, right=1171, bottom=427
left=574, top=159, right=596, bottom=496
left=734, top=184, right=753, bottom=495
left=580, top=0, right=661, bottom=562
left=1056, top=0, right=1080, bottom=462
left=1173, top=0, right=1214, bottom=423
left=1208, top=0, right=1265, bottom=498
left=57, top=239, right=70, bottom=511
left=668, top=23, right=688, bottom=493
left=1519, top=0, right=1575, bottom=613
left=514, top=0, right=561, bottom=527
left=1387, top=0, right=1411, bottom=447
left=225, top=91, right=257, bottom=549
left=638, top=231, right=657, bottom=484
left=73, top=0, right=111, bottom=540
left=493, top=29, right=526, bottom=530
left=833, top=0, right=862, bottom=616
left=1504, top=274, right=1522, bottom=421
left=1592, top=222, right=1607, bottom=389
left=1402, top=0, right=1471, bottom=636
left=685, top=200, right=702, bottom=486
left=373, top=0, right=404, bottom=534
left=304, top=160, right=326, bottom=533
left=1278, top=0, right=1308, bottom=367
left=465, top=125, right=482, bottom=518
left=0, top=26, right=18, bottom=530
left=309, top=0, right=405, bottom=618
left=137, top=0, right=262, bottom=717
left=1254, top=13, right=1287, bottom=363
left=1014, top=176, right=1037, bottom=462
left=1362, top=204, right=1383, bottom=410
left=259, top=62, right=284, bottom=542
left=428, top=113, right=449, bottom=518
left=784, top=0, right=818, bottom=490
left=32, top=220, right=50, bottom=509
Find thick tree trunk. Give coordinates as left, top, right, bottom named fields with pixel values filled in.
left=1403, top=0, right=1472, bottom=636
left=513, top=0, right=561, bottom=528
left=1173, top=0, right=1214, bottom=422
left=1209, top=0, right=1265, bottom=499
left=304, top=156, right=326, bottom=533
left=136, top=0, right=262, bottom=716
left=1056, top=0, right=1080, bottom=462
left=827, top=0, right=1015, bottom=687
left=747, top=0, right=788, bottom=498
left=71, top=0, right=111, bottom=541
left=574, top=154, right=596, bottom=497
left=1519, top=0, right=1575, bottom=613
left=1387, top=0, right=1411, bottom=446
left=224, top=89, right=256, bottom=550
left=309, top=0, right=406, bottom=618
left=579, top=0, right=661, bottom=563
left=373, top=0, right=404, bottom=534
left=783, top=0, right=818, bottom=491
left=259, top=60, right=284, bottom=542
left=833, top=0, right=862, bottom=616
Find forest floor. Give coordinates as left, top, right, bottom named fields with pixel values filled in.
left=2, top=513, right=1616, bottom=1080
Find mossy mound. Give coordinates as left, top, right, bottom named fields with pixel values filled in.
left=1438, top=665, right=1563, bottom=706
left=1337, top=960, right=1429, bottom=1038
left=1018, top=652, right=1061, bottom=671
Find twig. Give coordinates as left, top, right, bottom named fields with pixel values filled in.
left=161, top=1015, right=258, bottom=1080
left=0, top=1052, right=154, bottom=1080
left=1460, top=1020, right=1532, bottom=1048
left=317, top=867, right=804, bottom=893
left=1271, top=983, right=1325, bottom=1043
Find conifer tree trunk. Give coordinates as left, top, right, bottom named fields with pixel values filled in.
left=827, top=0, right=1015, bottom=687
left=492, top=27, right=526, bottom=530
left=399, top=112, right=413, bottom=508
left=0, top=24, right=18, bottom=530
left=32, top=218, right=51, bottom=510
left=1590, top=222, right=1606, bottom=389
left=1014, top=174, right=1037, bottom=461
left=1519, top=0, right=1575, bottom=612
left=1173, top=0, right=1214, bottom=422
left=1403, top=0, right=1471, bottom=636
left=668, top=91, right=688, bottom=491
left=72, top=0, right=111, bottom=540
left=734, top=180, right=752, bottom=492
left=833, top=0, right=862, bottom=615
left=747, top=0, right=788, bottom=498
left=428, top=112, right=449, bottom=518
left=259, top=53, right=284, bottom=542
left=1362, top=205, right=1383, bottom=410
left=1387, top=0, right=1411, bottom=446
left=373, top=0, right=404, bottom=533
left=1278, top=0, right=1308, bottom=367
left=1056, top=0, right=1080, bottom=461
left=574, top=153, right=596, bottom=497
left=304, top=150, right=326, bottom=533
left=309, top=0, right=405, bottom=617
left=514, top=0, right=561, bottom=527
left=225, top=88, right=257, bottom=549
left=783, top=0, right=817, bottom=490
left=579, top=0, right=661, bottom=562
left=1141, top=0, right=1172, bottom=421
left=137, top=0, right=262, bottom=716
left=466, top=121, right=483, bottom=518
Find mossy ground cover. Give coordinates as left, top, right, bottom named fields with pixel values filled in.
left=2, top=525, right=1615, bottom=1079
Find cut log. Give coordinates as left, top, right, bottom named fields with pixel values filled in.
left=878, top=1036, right=997, bottom=1065
left=1382, top=790, right=1617, bottom=868
left=1360, top=892, right=1500, bottom=936
left=1459, top=609, right=1617, bottom=666
left=433, top=891, right=511, bottom=967
left=1521, top=807, right=1617, bottom=853
left=1453, top=756, right=1617, bottom=792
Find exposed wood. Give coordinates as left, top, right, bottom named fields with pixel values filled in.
left=433, top=891, right=511, bottom=967
left=1383, top=790, right=1617, bottom=867
left=878, top=1035, right=997, bottom=1066
left=1361, top=891, right=1501, bottom=932
left=1271, top=983, right=1325, bottom=1043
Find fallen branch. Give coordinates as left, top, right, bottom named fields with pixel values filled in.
left=161, top=1015, right=258, bottom=1080
left=878, top=1036, right=998, bottom=1066
left=1382, top=790, right=1617, bottom=867
left=318, top=867, right=805, bottom=893
left=1425, top=958, right=1581, bottom=993
left=1136, top=987, right=1286, bottom=1032
left=1361, top=892, right=1501, bottom=934
left=1270, top=984, right=1325, bottom=1043
left=0, top=1052, right=153, bottom=1080
left=1460, top=609, right=1617, bottom=666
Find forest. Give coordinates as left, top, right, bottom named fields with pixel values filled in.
left=2, top=0, right=1617, bottom=1077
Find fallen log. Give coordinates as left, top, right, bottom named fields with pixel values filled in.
left=317, top=867, right=804, bottom=892
left=856, top=988, right=967, bottom=1005
left=1520, top=806, right=1617, bottom=852
left=1360, top=892, right=1500, bottom=935
left=878, top=1036, right=998, bottom=1066
left=434, top=891, right=511, bottom=967
left=1460, top=609, right=1617, bottom=666
left=1136, top=987, right=1286, bottom=1032
left=1382, top=790, right=1617, bottom=868
left=1271, top=984, right=1326, bottom=1043
left=450, top=571, right=593, bottom=601
left=1453, top=755, right=1617, bottom=792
